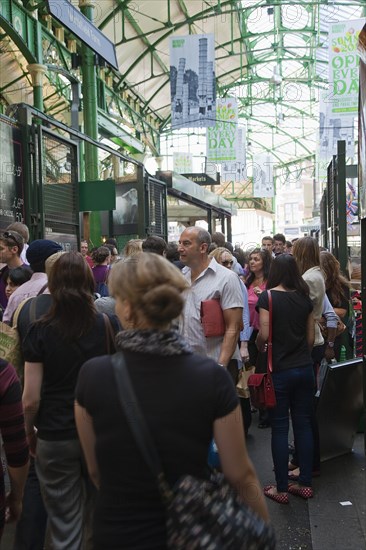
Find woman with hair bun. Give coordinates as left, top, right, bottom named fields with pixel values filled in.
left=75, top=253, right=270, bottom=549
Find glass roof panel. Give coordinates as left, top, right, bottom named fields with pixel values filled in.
left=85, top=0, right=366, bottom=172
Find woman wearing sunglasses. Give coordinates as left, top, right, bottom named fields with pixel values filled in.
left=245, top=248, right=272, bottom=427
left=209, top=247, right=252, bottom=435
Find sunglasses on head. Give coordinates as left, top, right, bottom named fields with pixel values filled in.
left=2, top=231, right=22, bottom=246
left=222, top=260, right=233, bottom=266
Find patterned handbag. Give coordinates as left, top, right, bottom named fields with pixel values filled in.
left=111, top=353, right=276, bottom=550
left=248, top=291, right=277, bottom=409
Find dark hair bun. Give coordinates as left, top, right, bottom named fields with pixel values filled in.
left=141, top=284, right=184, bottom=324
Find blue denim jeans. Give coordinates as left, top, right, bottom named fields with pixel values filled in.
left=268, top=366, right=314, bottom=492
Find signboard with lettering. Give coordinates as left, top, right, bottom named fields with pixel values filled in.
left=207, top=98, right=238, bottom=162
left=46, top=0, right=118, bottom=70
left=0, top=116, right=25, bottom=230
left=328, top=18, right=366, bottom=117
left=182, top=173, right=219, bottom=186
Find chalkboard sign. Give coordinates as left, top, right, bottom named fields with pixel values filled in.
left=0, top=116, right=25, bottom=230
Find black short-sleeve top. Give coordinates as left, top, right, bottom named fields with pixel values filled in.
left=76, top=351, right=238, bottom=549
left=257, top=289, right=313, bottom=371
left=22, top=312, right=120, bottom=440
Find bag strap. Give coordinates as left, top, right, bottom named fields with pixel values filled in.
left=36, top=283, right=48, bottom=296
left=267, top=290, right=273, bottom=374
left=12, top=297, right=32, bottom=328
left=111, top=352, right=173, bottom=505
left=102, top=314, right=116, bottom=354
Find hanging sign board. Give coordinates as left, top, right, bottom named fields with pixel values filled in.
left=182, top=173, right=219, bottom=186
left=328, top=18, right=365, bottom=117
left=207, top=98, right=238, bottom=162
left=78, top=180, right=116, bottom=212
left=46, top=0, right=118, bottom=70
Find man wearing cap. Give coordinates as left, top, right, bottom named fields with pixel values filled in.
left=0, top=230, right=25, bottom=309
left=3, top=239, right=62, bottom=324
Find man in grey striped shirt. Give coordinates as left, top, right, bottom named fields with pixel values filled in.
left=178, top=227, right=243, bottom=373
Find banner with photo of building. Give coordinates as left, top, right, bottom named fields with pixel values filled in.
left=221, top=127, right=247, bottom=183
left=173, top=152, right=192, bottom=174
left=170, top=34, right=216, bottom=129
left=252, top=153, right=274, bottom=198
left=206, top=98, right=238, bottom=163
left=319, top=91, right=355, bottom=161
left=328, top=18, right=365, bottom=117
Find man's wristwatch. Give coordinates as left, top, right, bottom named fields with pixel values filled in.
left=326, top=341, right=335, bottom=348
left=218, top=363, right=226, bottom=368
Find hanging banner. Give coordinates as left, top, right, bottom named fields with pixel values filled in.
left=358, top=24, right=366, bottom=219
left=206, top=98, right=238, bottom=162
left=170, top=34, right=216, bottom=129
left=252, top=153, right=274, bottom=198
left=221, top=127, right=247, bottom=183
left=173, top=152, right=192, bottom=174
left=346, top=179, right=358, bottom=227
left=320, top=93, right=355, bottom=161
left=328, top=18, right=365, bottom=117
left=318, top=89, right=355, bottom=188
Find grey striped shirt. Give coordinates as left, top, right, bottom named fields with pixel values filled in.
left=182, top=258, right=243, bottom=363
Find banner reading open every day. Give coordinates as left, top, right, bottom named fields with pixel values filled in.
left=206, top=98, right=238, bottom=163
left=328, top=18, right=366, bottom=117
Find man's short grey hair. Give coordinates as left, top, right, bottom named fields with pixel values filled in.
left=195, top=228, right=211, bottom=247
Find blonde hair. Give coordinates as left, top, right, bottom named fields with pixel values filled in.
left=208, top=247, right=232, bottom=263
left=45, top=251, right=66, bottom=277
left=109, top=254, right=189, bottom=328
left=123, top=239, right=143, bottom=257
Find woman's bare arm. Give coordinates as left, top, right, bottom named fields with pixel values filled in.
left=75, top=401, right=100, bottom=489
left=214, top=405, right=270, bottom=522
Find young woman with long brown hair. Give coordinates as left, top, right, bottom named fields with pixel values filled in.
left=245, top=248, right=272, bottom=427
left=320, top=250, right=352, bottom=360
left=22, top=252, right=120, bottom=549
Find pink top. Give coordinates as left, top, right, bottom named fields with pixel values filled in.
left=247, top=282, right=266, bottom=330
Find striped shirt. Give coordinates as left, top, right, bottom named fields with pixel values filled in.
left=0, top=359, right=29, bottom=540
left=182, top=258, right=243, bottom=363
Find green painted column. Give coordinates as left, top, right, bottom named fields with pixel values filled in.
left=27, top=64, right=47, bottom=111
left=79, top=0, right=101, bottom=245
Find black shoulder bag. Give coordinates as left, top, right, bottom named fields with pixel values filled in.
left=111, top=352, right=276, bottom=550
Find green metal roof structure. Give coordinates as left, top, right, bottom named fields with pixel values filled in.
left=95, top=0, right=365, bottom=165
left=1, top=0, right=365, bottom=182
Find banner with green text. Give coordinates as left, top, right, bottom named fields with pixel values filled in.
left=206, top=98, right=238, bottom=162
left=328, top=18, right=365, bottom=117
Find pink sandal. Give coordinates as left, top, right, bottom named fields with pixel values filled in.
left=264, top=485, right=289, bottom=504
left=288, top=483, right=313, bottom=499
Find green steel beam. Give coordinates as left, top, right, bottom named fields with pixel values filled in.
left=98, top=0, right=131, bottom=31
left=0, top=13, right=37, bottom=64
left=116, top=0, right=240, bottom=82
left=80, top=0, right=101, bottom=244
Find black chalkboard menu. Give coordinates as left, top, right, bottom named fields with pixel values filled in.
left=0, top=116, right=25, bottom=230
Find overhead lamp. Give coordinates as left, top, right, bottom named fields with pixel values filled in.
left=270, top=65, right=282, bottom=86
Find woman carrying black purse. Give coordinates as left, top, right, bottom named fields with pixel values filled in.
left=75, top=253, right=271, bottom=549
left=256, top=254, right=315, bottom=504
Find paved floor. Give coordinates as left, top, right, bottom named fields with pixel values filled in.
left=2, top=423, right=365, bottom=549
left=246, top=418, right=366, bottom=550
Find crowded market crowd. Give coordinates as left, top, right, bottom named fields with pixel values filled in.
left=0, top=223, right=356, bottom=548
